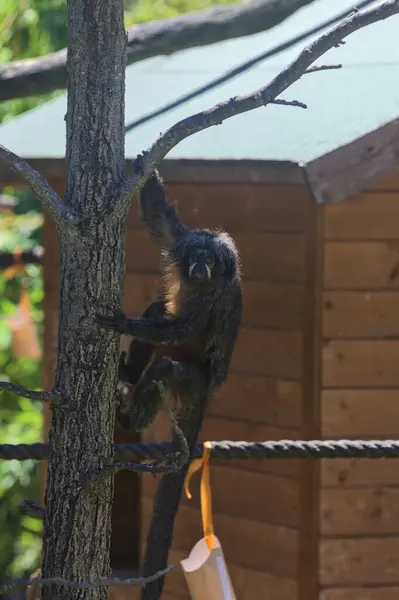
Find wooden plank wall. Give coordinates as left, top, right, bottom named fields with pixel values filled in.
left=320, top=171, right=399, bottom=600
left=128, top=179, right=310, bottom=600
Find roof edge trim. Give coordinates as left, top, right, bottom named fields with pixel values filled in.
left=304, top=117, right=399, bottom=204
left=0, top=158, right=303, bottom=186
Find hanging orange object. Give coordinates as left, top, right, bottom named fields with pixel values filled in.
left=7, top=287, right=41, bottom=360
left=181, top=442, right=237, bottom=600
left=4, top=247, right=41, bottom=360
left=184, top=441, right=216, bottom=551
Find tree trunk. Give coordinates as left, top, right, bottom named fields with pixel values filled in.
left=41, top=1, right=126, bottom=599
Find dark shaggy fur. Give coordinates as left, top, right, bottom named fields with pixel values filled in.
left=97, top=168, right=242, bottom=600
left=99, top=169, right=242, bottom=431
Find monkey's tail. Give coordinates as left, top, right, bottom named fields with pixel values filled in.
left=140, top=393, right=209, bottom=600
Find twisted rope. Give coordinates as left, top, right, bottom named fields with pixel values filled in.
left=2, top=439, right=399, bottom=461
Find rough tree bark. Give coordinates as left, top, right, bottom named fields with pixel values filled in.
left=40, top=1, right=126, bottom=599
left=1, top=2, right=398, bottom=600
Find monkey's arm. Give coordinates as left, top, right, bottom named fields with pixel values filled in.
left=98, top=296, right=209, bottom=345
left=209, top=284, right=242, bottom=392
left=139, top=169, right=186, bottom=250
left=116, top=299, right=166, bottom=430
left=120, top=300, right=166, bottom=384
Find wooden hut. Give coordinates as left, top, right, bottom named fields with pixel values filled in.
left=2, top=1, right=399, bottom=598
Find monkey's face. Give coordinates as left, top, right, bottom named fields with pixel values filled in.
left=171, top=230, right=239, bottom=286
left=184, top=246, right=215, bottom=284
left=189, top=248, right=216, bottom=282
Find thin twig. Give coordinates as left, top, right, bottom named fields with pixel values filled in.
left=0, top=145, right=79, bottom=227
left=0, top=382, right=62, bottom=403
left=117, top=0, right=399, bottom=214
left=304, top=63, right=342, bottom=73
left=0, top=566, right=175, bottom=593
left=271, top=98, right=307, bottom=108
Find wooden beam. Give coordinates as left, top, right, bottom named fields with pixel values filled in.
left=298, top=193, right=324, bottom=600
left=305, top=118, right=399, bottom=205
left=0, top=158, right=303, bottom=187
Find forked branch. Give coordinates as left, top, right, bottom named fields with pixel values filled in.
left=0, top=145, right=79, bottom=227
left=117, top=0, right=399, bottom=213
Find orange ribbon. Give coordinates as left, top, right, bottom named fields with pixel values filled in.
left=184, top=441, right=216, bottom=551
left=3, top=247, right=40, bottom=360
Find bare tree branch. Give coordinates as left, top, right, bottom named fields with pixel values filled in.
left=272, top=98, right=307, bottom=108
left=304, top=63, right=342, bottom=74
left=0, top=145, right=80, bottom=227
left=117, top=0, right=399, bottom=214
left=0, top=0, right=318, bottom=102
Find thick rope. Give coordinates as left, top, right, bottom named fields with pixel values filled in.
left=3, top=439, right=399, bottom=461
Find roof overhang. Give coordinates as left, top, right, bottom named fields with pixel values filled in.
left=0, top=157, right=303, bottom=186
left=303, top=117, right=399, bottom=204
left=1, top=117, right=399, bottom=200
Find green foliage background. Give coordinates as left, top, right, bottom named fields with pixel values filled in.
left=0, top=0, right=236, bottom=585
left=0, top=210, right=44, bottom=582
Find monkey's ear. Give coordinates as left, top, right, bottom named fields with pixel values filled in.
left=139, top=172, right=186, bottom=249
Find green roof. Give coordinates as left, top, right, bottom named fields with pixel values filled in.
left=1, top=0, right=399, bottom=164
